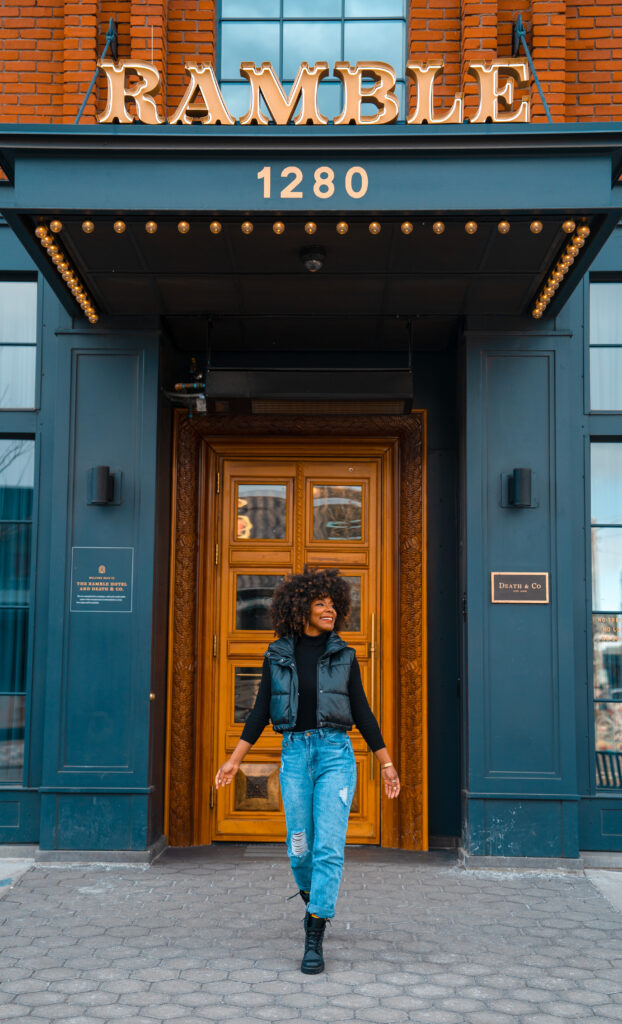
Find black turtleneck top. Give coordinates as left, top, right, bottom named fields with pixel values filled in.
left=240, top=632, right=385, bottom=752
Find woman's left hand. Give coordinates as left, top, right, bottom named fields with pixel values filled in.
left=381, top=765, right=400, bottom=798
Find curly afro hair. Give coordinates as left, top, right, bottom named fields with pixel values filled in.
left=271, top=565, right=352, bottom=637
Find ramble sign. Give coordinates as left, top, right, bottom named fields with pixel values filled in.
left=98, top=59, right=531, bottom=126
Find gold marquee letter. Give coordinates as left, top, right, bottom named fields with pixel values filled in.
left=169, top=64, right=235, bottom=125
left=406, top=62, right=462, bottom=124
left=239, top=62, right=329, bottom=126
left=98, top=59, right=164, bottom=124
left=468, top=60, right=530, bottom=123
left=333, top=62, right=399, bottom=126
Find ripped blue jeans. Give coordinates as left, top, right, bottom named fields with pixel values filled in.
left=280, top=727, right=357, bottom=919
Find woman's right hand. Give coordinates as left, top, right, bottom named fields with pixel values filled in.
left=215, top=758, right=239, bottom=789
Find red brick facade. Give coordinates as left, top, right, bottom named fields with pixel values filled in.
left=0, top=1, right=621, bottom=123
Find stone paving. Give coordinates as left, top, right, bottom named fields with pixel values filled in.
left=1, top=844, right=622, bottom=1023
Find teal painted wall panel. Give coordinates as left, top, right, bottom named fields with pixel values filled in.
left=0, top=792, right=39, bottom=843
left=484, top=353, right=556, bottom=777
left=40, top=794, right=148, bottom=851
left=61, top=353, right=140, bottom=771
left=38, top=331, right=163, bottom=850
left=466, top=798, right=579, bottom=858
left=463, top=331, right=581, bottom=859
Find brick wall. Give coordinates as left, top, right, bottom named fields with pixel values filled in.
left=0, top=0, right=621, bottom=123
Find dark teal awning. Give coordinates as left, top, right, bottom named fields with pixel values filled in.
left=1, top=122, right=622, bottom=331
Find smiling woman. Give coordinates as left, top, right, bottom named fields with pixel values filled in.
left=214, top=564, right=400, bottom=974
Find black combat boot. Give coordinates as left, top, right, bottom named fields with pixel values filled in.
left=301, top=914, right=327, bottom=974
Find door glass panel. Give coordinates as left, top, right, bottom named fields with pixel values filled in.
left=234, top=666, right=263, bottom=722
left=236, top=574, right=281, bottom=630
left=312, top=484, right=362, bottom=540
left=343, top=576, right=361, bottom=630
left=236, top=483, right=287, bottom=540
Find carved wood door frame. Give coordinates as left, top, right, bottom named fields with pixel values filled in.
left=164, top=410, right=427, bottom=850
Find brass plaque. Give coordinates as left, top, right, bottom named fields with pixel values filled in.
left=490, top=572, right=549, bottom=604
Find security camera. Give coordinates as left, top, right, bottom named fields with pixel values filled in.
left=300, top=246, right=325, bottom=273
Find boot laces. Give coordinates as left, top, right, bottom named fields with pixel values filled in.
left=287, top=889, right=309, bottom=903
left=305, top=917, right=326, bottom=952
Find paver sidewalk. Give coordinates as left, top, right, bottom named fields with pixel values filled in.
left=1, top=844, right=622, bottom=1024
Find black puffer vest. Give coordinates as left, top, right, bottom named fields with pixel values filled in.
left=266, top=631, right=355, bottom=733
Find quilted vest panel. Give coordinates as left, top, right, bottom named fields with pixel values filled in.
left=266, top=633, right=354, bottom=732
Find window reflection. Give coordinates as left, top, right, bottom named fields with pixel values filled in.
left=344, top=20, right=405, bottom=71
left=0, top=440, right=34, bottom=520
left=0, top=438, right=34, bottom=785
left=592, top=527, right=622, bottom=611
left=590, top=284, right=622, bottom=410
left=234, top=666, right=263, bottom=722
left=0, top=281, right=37, bottom=410
left=0, top=282, right=37, bottom=346
left=591, top=443, right=622, bottom=525
left=236, top=575, right=282, bottom=630
left=343, top=576, right=361, bottom=630
left=0, top=694, right=25, bottom=784
left=237, top=484, right=287, bottom=540
left=284, top=0, right=340, bottom=15
left=595, top=702, right=622, bottom=752
left=313, top=485, right=362, bottom=540
left=591, top=439, right=622, bottom=788
left=219, top=4, right=407, bottom=122
left=220, top=21, right=280, bottom=80
left=593, top=616, right=622, bottom=701
left=222, top=0, right=280, bottom=15
left=346, top=0, right=405, bottom=13
left=590, top=283, right=622, bottom=347
left=282, top=21, right=342, bottom=78
left=590, top=349, right=622, bottom=411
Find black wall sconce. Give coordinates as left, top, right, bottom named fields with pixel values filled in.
left=500, top=467, right=537, bottom=509
left=87, top=465, right=121, bottom=506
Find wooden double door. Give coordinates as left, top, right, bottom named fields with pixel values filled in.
left=198, top=437, right=397, bottom=845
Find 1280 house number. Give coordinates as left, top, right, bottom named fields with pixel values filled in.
left=257, top=165, right=369, bottom=200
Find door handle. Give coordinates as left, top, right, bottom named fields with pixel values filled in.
left=369, top=612, right=376, bottom=780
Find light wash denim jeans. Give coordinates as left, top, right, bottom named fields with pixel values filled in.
left=280, top=727, right=357, bottom=919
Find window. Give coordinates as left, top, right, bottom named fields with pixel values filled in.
left=589, top=283, right=622, bottom=411
left=0, top=439, right=34, bottom=783
left=219, top=0, right=407, bottom=121
left=0, top=281, right=38, bottom=410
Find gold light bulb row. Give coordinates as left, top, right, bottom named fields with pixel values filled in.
left=68, top=218, right=576, bottom=237
left=532, top=223, right=591, bottom=320
left=35, top=222, right=99, bottom=324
